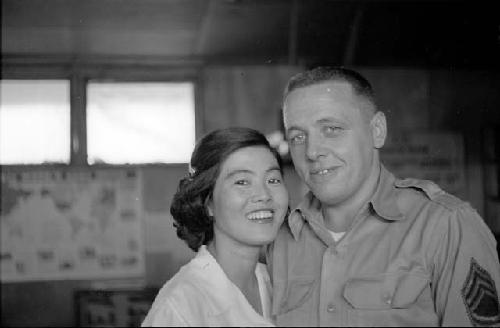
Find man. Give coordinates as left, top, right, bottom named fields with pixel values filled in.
left=267, top=67, right=500, bottom=326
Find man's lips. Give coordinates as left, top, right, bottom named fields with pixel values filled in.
left=310, top=167, right=338, bottom=176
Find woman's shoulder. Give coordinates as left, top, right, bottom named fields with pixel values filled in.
left=154, top=256, right=208, bottom=303
left=142, top=258, right=211, bottom=326
left=149, top=247, right=225, bottom=307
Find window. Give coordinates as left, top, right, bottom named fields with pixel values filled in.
left=86, top=82, right=195, bottom=164
left=0, top=80, right=70, bottom=164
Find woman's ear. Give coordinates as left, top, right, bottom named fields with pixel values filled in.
left=205, top=197, right=214, bottom=217
left=370, top=111, right=387, bottom=149
left=207, top=206, right=214, bottom=217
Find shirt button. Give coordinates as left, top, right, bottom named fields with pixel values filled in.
left=327, top=303, right=336, bottom=313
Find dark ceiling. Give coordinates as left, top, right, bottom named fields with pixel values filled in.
left=2, top=0, right=499, bottom=68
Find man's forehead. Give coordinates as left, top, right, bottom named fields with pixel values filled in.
left=283, top=81, right=358, bottom=114
left=286, top=80, right=355, bottom=99
left=283, top=80, right=373, bottom=125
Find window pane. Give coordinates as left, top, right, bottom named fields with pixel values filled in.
left=87, top=82, right=195, bottom=164
left=0, top=80, right=70, bottom=164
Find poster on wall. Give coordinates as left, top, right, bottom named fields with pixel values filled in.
left=381, top=131, right=466, bottom=200
left=0, top=169, right=145, bottom=282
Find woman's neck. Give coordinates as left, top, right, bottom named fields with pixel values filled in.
left=207, top=238, right=260, bottom=290
left=207, top=236, right=263, bottom=315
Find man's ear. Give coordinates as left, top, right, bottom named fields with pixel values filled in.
left=371, top=111, right=387, bottom=149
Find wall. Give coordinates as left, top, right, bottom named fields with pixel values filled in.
left=1, top=66, right=499, bottom=327
left=359, top=68, right=500, bottom=226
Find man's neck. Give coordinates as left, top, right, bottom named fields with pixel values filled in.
left=322, top=163, right=381, bottom=232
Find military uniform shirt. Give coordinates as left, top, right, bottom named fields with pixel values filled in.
left=267, top=165, right=500, bottom=326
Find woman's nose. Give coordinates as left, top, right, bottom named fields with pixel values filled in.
left=251, top=184, right=271, bottom=202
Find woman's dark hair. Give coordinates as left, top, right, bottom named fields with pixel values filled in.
left=170, top=127, right=283, bottom=252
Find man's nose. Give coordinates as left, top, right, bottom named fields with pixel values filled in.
left=306, top=134, right=326, bottom=160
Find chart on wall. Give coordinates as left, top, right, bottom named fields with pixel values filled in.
left=0, top=169, right=144, bottom=282
left=381, top=131, right=466, bottom=199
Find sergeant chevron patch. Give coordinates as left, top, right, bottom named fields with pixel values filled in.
left=461, top=258, right=500, bottom=327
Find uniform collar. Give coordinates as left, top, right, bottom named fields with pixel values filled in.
left=287, top=164, right=404, bottom=241
left=370, top=165, right=405, bottom=221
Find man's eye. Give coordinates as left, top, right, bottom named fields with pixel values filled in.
left=235, top=179, right=249, bottom=185
left=289, top=134, right=305, bottom=145
left=324, top=126, right=342, bottom=135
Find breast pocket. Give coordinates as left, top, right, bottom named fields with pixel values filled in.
left=273, top=278, right=317, bottom=327
left=343, top=271, right=437, bottom=326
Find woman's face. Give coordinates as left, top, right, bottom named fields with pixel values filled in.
left=208, top=145, right=288, bottom=247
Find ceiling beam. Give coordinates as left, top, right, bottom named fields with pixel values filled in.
left=288, top=0, right=299, bottom=65
left=195, top=0, right=217, bottom=55
left=343, top=5, right=364, bottom=66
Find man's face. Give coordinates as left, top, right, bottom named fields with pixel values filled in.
left=283, top=81, right=384, bottom=207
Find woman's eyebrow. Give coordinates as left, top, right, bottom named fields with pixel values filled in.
left=225, top=169, right=253, bottom=180
left=225, top=165, right=281, bottom=179
left=267, top=166, right=281, bottom=173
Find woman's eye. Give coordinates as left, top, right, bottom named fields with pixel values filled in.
left=235, top=179, right=249, bottom=185
left=268, top=178, right=282, bottom=184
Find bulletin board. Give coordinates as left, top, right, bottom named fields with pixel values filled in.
left=0, top=169, right=145, bottom=282
left=74, top=288, right=158, bottom=327
left=381, top=131, right=466, bottom=199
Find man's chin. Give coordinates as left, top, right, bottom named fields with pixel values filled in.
left=310, top=187, right=346, bottom=206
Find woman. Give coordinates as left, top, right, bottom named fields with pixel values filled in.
left=142, top=127, right=289, bottom=327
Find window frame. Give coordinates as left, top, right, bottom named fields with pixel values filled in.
left=1, top=56, right=203, bottom=168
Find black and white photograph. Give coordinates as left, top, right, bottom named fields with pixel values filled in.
left=1, top=0, right=499, bottom=326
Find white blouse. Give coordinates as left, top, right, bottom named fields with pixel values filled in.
left=141, top=245, right=274, bottom=327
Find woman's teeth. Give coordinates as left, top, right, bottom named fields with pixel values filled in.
left=247, top=210, right=273, bottom=220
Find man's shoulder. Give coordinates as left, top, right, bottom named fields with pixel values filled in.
left=394, top=177, right=471, bottom=213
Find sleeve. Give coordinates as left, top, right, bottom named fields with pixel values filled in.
left=430, top=203, right=500, bottom=327
left=141, top=298, right=190, bottom=327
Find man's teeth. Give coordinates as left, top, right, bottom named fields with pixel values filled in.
left=317, top=169, right=329, bottom=175
left=247, top=211, right=273, bottom=220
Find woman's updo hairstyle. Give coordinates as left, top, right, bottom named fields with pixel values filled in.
left=170, top=127, right=283, bottom=252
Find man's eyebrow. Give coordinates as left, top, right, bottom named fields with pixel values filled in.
left=285, top=126, right=303, bottom=135
left=317, top=117, right=346, bottom=124
left=286, top=117, right=347, bottom=134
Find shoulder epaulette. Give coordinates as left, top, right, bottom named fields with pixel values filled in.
left=395, top=178, right=467, bottom=211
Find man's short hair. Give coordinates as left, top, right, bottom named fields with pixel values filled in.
left=283, top=66, right=378, bottom=118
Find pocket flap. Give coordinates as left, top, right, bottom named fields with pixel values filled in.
left=343, top=272, right=429, bottom=310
